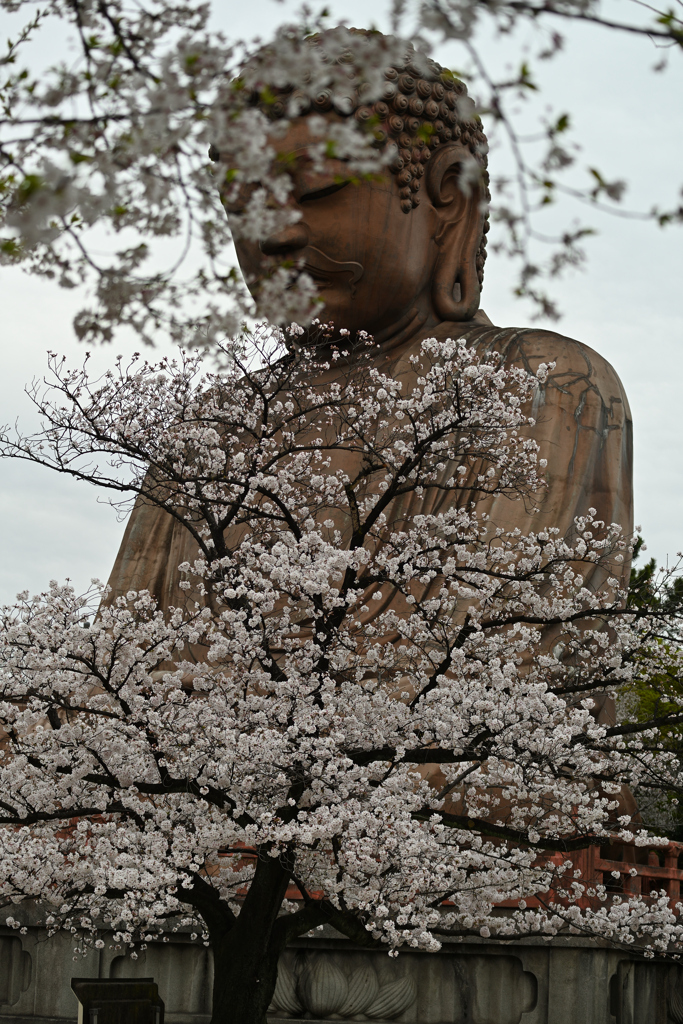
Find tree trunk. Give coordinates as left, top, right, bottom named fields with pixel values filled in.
left=210, top=926, right=281, bottom=1024
left=203, top=850, right=293, bottom=1024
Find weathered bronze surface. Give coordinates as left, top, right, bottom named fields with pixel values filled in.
left=107, top=109, right=632, bottom=620
left=106, top=44, right=633, bottom=749
left=93, top=39, right=640, bottom=861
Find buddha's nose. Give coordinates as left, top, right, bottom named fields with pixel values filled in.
left=259, top=221, right=309, bottom=256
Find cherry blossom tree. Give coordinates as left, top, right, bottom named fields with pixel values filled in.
left=2, top=328, right=683, bottom=1024
left=1, top=7, right=683, bottom=1021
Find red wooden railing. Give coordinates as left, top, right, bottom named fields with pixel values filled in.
left=220, top=838, right=683, bottom=912
left=581, top=839, right=683, bottom=905
left=493, top=839, right=683, bottom=913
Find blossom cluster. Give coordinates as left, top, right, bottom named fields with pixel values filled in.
left=1, top=329, right=683, bottom=959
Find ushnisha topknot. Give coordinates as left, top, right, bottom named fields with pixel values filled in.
left=236, top=33, right=491, bottom=286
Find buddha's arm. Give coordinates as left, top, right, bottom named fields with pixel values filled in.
left=105, top=494, right=192, bottom=611
left=481, top=326, right=633, bottom=565
left=106, top=328, right=633, bottom=627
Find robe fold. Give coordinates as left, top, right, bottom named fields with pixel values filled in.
left=104, top=316, right=633, bottom=816
left=106, top=317, right=633, bottom=617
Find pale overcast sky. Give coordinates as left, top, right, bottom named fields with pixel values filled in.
left=0, top=0, right=681, bottom=603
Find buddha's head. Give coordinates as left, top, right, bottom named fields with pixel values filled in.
left=214, top=33, right=490, bottom=340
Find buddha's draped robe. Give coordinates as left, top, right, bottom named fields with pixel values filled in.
left=107, top=316, right=633, bottom=623
left=106, top=316, right=633, bottom=816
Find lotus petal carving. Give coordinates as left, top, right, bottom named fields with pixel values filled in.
left=298, top=958, right=349, bottom=1017
left=365, top=976, right=417, bottom=1020
left=338, top=964, right=380, bottom=1017
left=269, top=964, right=302, bottom=1017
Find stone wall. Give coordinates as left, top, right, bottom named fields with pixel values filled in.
left=1, top=922, right=682, bottom=1024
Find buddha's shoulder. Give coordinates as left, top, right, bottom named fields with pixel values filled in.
left=431, top=320, right=628, bottom=402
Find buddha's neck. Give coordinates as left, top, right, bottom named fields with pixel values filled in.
left=372, top=307, right=433, bottom=354
left=301, top=306, right=491, bottom=366
left=371, top=306, right=492, bottom=358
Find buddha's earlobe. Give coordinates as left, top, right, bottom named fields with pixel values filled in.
left=426, top=143, right=485, bottom=322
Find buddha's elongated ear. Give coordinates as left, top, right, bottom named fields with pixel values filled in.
left=426, top=142, right=486, bottom=322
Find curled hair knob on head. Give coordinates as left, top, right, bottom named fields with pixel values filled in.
left=240, top=32, right=491, bottom=285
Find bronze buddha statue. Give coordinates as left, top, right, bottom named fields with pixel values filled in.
left=106, top=40, right=633, bottom=678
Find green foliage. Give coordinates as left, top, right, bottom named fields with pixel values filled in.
left=627, top=538, right=683, bottom=836
left=628, top=536, right=683, bottom=615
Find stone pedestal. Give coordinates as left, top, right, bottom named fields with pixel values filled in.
left=1, top=917, right=682, bottom=1024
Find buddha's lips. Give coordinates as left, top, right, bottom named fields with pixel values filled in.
left=301, top=246, right=364, bottom=296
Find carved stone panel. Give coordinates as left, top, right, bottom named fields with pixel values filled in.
left=268, top=948, right=536, bottom=1024
left=270, top=951, right=418, bottom=1022
left=609, top=959, right=679, bottom=1024
left=110, top=942, right=213, bottom=1017
left=466, top=956, right=536, bottom=1024
left=3, top=926, right=672, bottom=1024
left=0, top=936, right=32, bottom=1008
left=670, top=970, right=683, bottom=1024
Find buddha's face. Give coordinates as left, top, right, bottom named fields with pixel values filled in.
left=221, top=116, right=445, bottom=338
